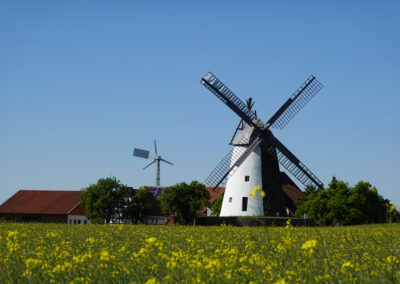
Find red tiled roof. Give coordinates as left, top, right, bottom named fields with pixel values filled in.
left=206, top=187, right=225, bottom=204
left=280, top=172, right=303, bottom=205
left=0, top=190, right=83, bottom=215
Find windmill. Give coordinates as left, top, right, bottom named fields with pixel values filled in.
left=201, top=72, right=324, bottom=217
left=133, top=140, right=173, bottom=186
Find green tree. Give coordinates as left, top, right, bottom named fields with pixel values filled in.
left=295, top=176, right=399, bottom=225
left=345, top=182, right=382, bottom=224
left=123, top=188, right=160, bottom=223
left=211, top=193, right=224, bottom=216
left=81, top=177, right=126, bottom=224
left=160, top=181, right=210, bottom=225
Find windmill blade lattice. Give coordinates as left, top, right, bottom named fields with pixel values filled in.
left=201, top=73, right=257, bottom=127
left=205, top=136, right=263, bottom=189
left=204, top=148, right=237, bottom=188
left=268, top=137, right=324, bottom=189
left=267, top=75, right=323, bottom=130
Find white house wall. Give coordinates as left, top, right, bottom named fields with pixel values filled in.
left=68, top=215, right=90, bottom=225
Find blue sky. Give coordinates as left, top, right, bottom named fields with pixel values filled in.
left=1, top=1, right=399, bottom=206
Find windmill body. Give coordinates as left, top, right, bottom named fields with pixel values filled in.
left=220, top=121, right=264, bottom=216
left=201, top=72, right=325, bottom=216
left=220, top=145, right=263, bottom=216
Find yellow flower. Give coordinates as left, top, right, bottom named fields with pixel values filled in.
left=387, top=256, right=399, bottom=264
left=144, top=277, right=160, bottom=284
left=118, top=245, right=126, bottom=253
left=46, top=232, right=57, bottom=238
left=260, top=191, right=265, bottom=198
left=100, top=250, right=110, bottom=262
left=85, top=237, right=95, bottom=245
left=26, top=258, right=41, bottom=269
left=8, top=230, right=19, bottom=238
left=342, top=261, right=354, bottom=269
left=301, top=239, right=317, bottom=250
left=389, top=204, right=397, bottom=212
left=146, top=237, right=157, bottom=244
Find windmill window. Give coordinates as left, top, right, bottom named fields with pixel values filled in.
left=229, top=197, right=232, bottom=203
left=245, top=175, right=250, bottom=182
left=242, top=197, right=248, bottom=211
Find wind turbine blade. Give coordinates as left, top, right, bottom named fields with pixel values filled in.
left=133, top=148, right=150, bottom=159
left=160, top=158, right=173, bottom=165
left=154, top=140, right=158, bottom=156
left=143, top=159, right=156, bottom=170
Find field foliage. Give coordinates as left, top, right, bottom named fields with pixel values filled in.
left=1, top=223, right=399, bottom=283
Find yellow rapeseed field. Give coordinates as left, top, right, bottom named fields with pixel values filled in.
left=0, top=222, right=399, bottom=283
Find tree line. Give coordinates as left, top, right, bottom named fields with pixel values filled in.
left=81, top=176, right=398, bottom=226
left=295, top=177, right=399, bottom=225
left=80, top=177, right=210, bottom=225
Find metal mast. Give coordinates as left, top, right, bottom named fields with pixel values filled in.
left=156, top=158, right=161, bottom=186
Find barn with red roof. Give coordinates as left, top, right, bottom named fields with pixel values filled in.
left=0, top=190, right=89, bottom=224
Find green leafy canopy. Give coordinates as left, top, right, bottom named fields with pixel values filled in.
left=295, top=176, right=399, bottom=225
left=160, top=181, right=210, bottom=225
left=80, top=177, right=126, bottom=224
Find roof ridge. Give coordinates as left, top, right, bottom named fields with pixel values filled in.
left=19, top=189, right=82, bottom=191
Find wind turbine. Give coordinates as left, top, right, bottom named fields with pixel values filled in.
left=133, top=140, right=173, bottom=186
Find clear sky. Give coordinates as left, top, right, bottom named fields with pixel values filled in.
left=1, top=1, right=399, bottom=206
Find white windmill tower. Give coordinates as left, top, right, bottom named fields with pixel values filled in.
left=133, top=140, right=173, bottom=186
left=201, top=73, right=325, bottom=217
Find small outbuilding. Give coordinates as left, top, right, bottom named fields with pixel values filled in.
left=0, top=190, right=89, bottom=224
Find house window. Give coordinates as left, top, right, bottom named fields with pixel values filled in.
left=245, top=175, right=250, bottom=182
left=229, top=197, right=232, bottom=203
left=84, top=220, right=87, bottom=224
left=242, top=197, right=248, bottom=211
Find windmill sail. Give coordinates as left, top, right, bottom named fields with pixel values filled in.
left=266, top=75, right=323, bottom=130
left=205, top=135, right=263, bottom=190
left=268, top=137, right=324, bottom=189
left=201, top=73, right=258, bottom=127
